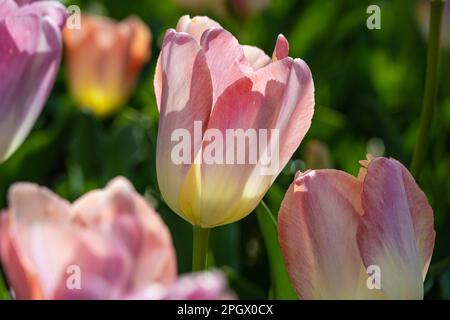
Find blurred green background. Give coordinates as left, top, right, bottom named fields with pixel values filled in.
left=1, top=0, right=450, bottom=299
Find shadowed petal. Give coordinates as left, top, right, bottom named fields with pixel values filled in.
left=156, top=29, right=213, bottom=220
left=200, top=27, right=252, bottom=106
left=0, top=13, right=63, bottom=161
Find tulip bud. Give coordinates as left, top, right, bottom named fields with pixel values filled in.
left=63, top=14, right=151, bottom=118
left=278, top=156, right=435, bottom=299
left=0, top=0, right=66, bottom=162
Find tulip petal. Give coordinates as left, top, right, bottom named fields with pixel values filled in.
left=242, top=45, right=271, bottom=70
left=176, top=15, right=220, bottom=43
left=270, top=58, right=315, bottom=179
left=156, top=29, right=213, bottom=218
left=8, top=183, right=70, bottom=223
left=200, top=28, right=252, bottom=106
left=357, top=157, right=435, bottom=299
left=126, top=271, right=229, bottom=300
left=17, top=0, right=67, bottom=29
left=27, top=223, right=132, bottom=299
left=0, top=0, right=18, bottom=19
left=70, top=177, right=177, bottom=289
left=0, top=13, right=63, bottom=161
left=278, top=170, right=382, bottom=299
left=272, top=34, right=289, bottom=61
left=0, top=214, right=43, bottom=299
left=123, top=16, right=152, bottom=75
left=156, top=15, right=218, bottom=110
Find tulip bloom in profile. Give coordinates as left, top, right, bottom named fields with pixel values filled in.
left=0, top=0, right=66, bottom=162
left=63, top=14, right=151, bottom=117
left=278, top=155, right=436, bottom=299
left=155, top=16, right=314, bottom=228
left=0, top=177, right=228, bottom=299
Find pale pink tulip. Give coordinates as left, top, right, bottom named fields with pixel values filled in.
left=155, top=15, right=315, bottom=227
left=0, top=177, right=228, bottom=300
left=0, top=0, right=66, bottom=162
left=278, top=155, right=435, bottom=299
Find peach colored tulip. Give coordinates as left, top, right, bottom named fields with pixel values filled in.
left=154, top=16, right=315, bottom=228
left=63, top=14, right=151, bottom=117
left=0, top=0, right=66, bottom=162
left=0, top=177, right=228, bottom=299
left=278, top=155, right=435, bottom=299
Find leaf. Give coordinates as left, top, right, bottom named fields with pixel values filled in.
left=256, top=201, right=297, bottom=300
left=0, top=272, right=10, bottom=300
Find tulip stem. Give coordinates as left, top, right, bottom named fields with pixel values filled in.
left=192, top=226, right=211, bottom=272
left=411, top=0, right=444, bottom=178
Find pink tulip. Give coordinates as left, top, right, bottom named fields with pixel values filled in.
left=0, top=0, right=66, bottom=162
left=154, top=15, right=315, bottom=227
left=278, top=155, right=435, bottom=299
left=0, top=177, right=228, bottom=300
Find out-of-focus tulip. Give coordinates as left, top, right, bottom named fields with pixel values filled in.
left=278, top=155, right=435, bottom=299
left=230, top=0, right=270, bottom=18
left=303, top=140, right=332, bottom=169
left=126, top=271, right=231, bottom=300
left=0, top=177, right=228, bottom=299
left=173, top=0, right=269, bottom=18
left=173, top=0, right=227, bottom=17
left=417, top=0, right=450, bottom=49
left=63, top=14, right=151, bottom=118
left=154, top=16, right=315, bottom=228
left=0, top=0, right=66, bottom=162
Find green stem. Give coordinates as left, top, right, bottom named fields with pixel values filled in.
left=411, top=0, right=444, bottom=178
left=192, top=226, right=211, bottom=272
left=0, top=267, right=9, bottom=300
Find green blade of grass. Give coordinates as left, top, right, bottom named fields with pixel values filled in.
left=256, top=201, right=297, bottom=300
